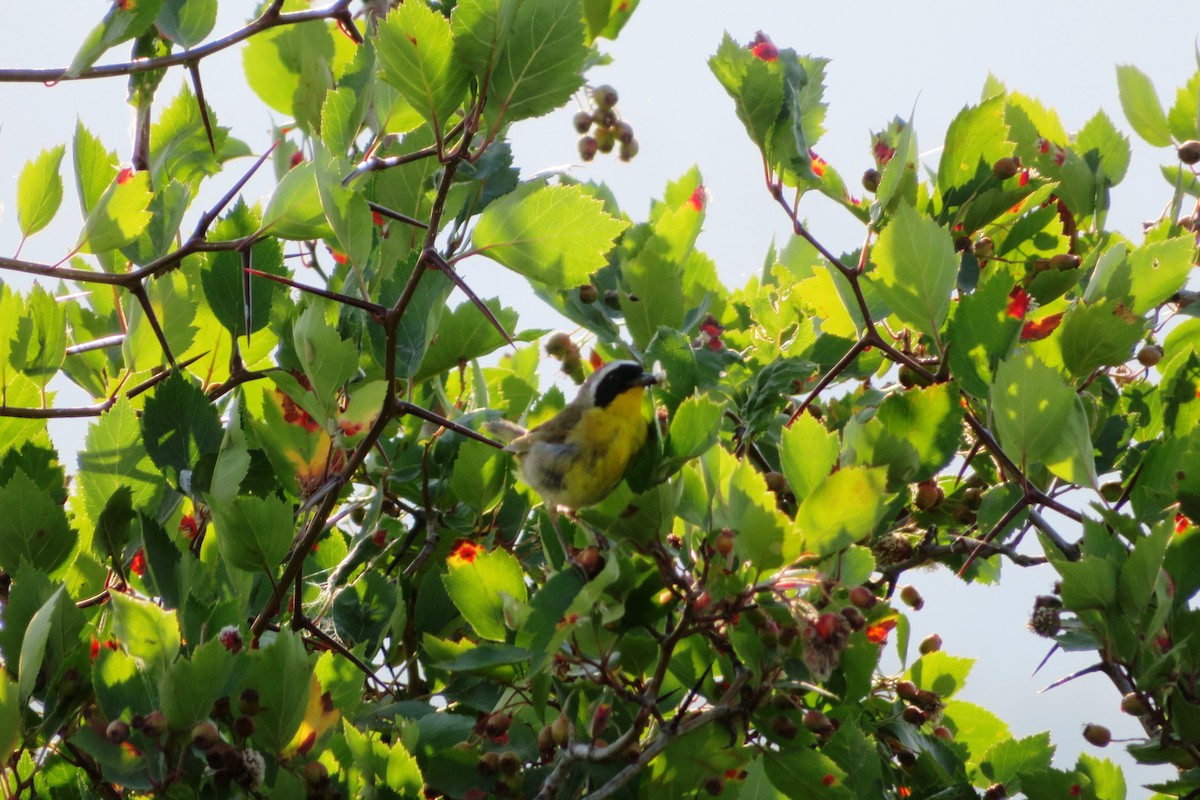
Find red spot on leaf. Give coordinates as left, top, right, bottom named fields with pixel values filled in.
left=898, top=788, right=912, bottom=798
left=1177, top=513, right=1192, bottom=534
left=1006, top=286, right=1030, bottom=320
left=688, top=184, right=708, bottom=212
left=449, top=540, right=481, bottom=564
left=588, top=350, right=605, bottom=372
left=1069, top=785, right=1081, bottom=797
left=406, top=34, right=417, bottom=46
left=130, top=549, right=146, bottom=577
left=1038, top=138, right=1051, bottom=154
left=294, top=731, right=317, bottom=756
left=1018, top=170, right=1030, bottom=187
left=821, top=774, right=837, bottom=787
left=874, top=138, right=896, bottom=166
left=748, top=32, right=778, bottom=61
left=866, top=618, right=897, bottom=644
left=289, top=151, right=304, bottom=169
left=1055, top=148, right=1066, bottom=167
left=372, top=211, right=384, bottom=227
left=89, top=638, right=100, bottom=661
left=278, top=388, right=322, bottom=433
left=699, top=315, right=724, bottom=352
left=116, top=168, right=134, bottom=185
left=179, top=514, right=199, bottom=541
left=329, top=247, right=349, bottom=265
left=1021, top=312, right=1063, bottom=342
left=372, top=529, right=387, bottom=548
left=810, top=150, right=827, bottom=178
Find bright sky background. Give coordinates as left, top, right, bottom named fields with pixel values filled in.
left=4, top=2, right=1199, bottom=794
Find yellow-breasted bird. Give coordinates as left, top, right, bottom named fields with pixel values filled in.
left=500, top=360, right=659, bottom=513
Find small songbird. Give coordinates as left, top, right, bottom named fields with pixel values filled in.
left=502, top=360, right=660, bottom=513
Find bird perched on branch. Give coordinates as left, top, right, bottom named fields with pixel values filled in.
left=496, top=360, right=660, bottom=514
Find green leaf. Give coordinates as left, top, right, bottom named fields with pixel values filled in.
left=240, top=1, right=339, bottom=121
left=907, top=651, right=974, bottom=699
left=94, top=487, right=135, bottom=567
left=109, top=591, right=180, bottom=676
left=451, top=0, right=518, bottom=80
left=1077, top=753, right=1125, bottom=800
left=943, top=699, right=1010, bottom=771
left=156, top=0, right=217, bottom=48
left=246, top=629, right=315, bottom=754
left=333, top=570, right=400, bottom=651
left=764, top=747, right=853, bottom=800
left=980, top=732, right=1054, bottom=788
left=148, top=85, right=227, bottom=189
left=67, top=0, right=164, bottom=78
left=314, top=150, right=374, bottom=269
left=213, top=494, right=294, bottom=573
left=486, top=0, right=587, bottom=123
left=377, top=2, right=470, bottom=129
left=201, top=200, right=285, bottom=338
left=1169, top=73, right=1200, bottom=142
left=1060, top=299, right=1144, bottom=379
left=843, top=382, right=964, bottom=485
left=989, top=350, right=1078, bottom=469
left=707, top=450, right=797, bottom=569
left=73, top=121, right=119, bottom=217
left=18, top=588, right=69, bottom=703
left=708, top=32, right=785, bottom=151
left=293, top=304, right=359, bottom=417
left=0, top=671, right=20, bottom=766
left=76, top=169, right=153, bottom=253
left=449, top=438, right=506, bottom=513
left=141, top=372, right=223, bottom=483
left=11, top=284, right=67, bottom=382
left=797, top=466, right=889, bottom=557
left=1076, top=110, right=1131, bottom=186
left=1118, top=522, right=1172, bottom=618
left=1042, top=394, right=1099, bottom=489
left=937, top=95, right=1012, bottom=208
left=433, top=644, right=530, bottom=672
left=472, top=182, right=628, bottom=289
left=17, top=145, right=66, bottom=238
left=517, top=569, right=586, bottom=671
left=0, top=469, right=76, bottom=575
left=442, top=545, right=527, bottom=641
left=1117, top=64, right=1172, bottom=147
left=780, top=412, right=839, bottom=503
left=78, top=398, right=163, bottom=523
left=416, top=298, right=519, bottom=383
left=869, top=202, right=958, bottom=337
left=1128, top=234, right=1195, bottom=315
left=260, top=161, right=335, bottom=241
left=665, top=393, right=723, bottom=464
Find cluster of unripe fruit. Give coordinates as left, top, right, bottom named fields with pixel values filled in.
left=574, top=85, right=638, bottom=162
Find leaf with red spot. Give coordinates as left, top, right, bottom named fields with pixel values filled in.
left=443, top=545, right=527, bottom=641
left=1006, top=286, right=1031, bottom=320
left=1020, top=312, right=1063, bottom=342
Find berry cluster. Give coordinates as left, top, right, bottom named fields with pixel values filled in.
left=574, top=84, right=638, bottom=162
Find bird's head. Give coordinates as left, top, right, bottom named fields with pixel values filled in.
left=580, top=360, right=660, bottom=409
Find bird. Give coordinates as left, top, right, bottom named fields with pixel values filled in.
left=500, top=360, right=660, bottom=514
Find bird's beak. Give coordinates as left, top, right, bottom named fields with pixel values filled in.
left=639, top=372, right=661, bottom=388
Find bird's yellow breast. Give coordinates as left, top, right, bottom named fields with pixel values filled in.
left=522, top=387, right=648, bottom=510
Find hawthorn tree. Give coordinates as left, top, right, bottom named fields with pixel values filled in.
left=1, top=1, right=1199, bottom=799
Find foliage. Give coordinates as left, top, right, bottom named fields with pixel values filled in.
left=1, top=3, right=1199, bottom=800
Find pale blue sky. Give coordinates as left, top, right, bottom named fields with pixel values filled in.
left=3, top=2, right=1197, bottom=794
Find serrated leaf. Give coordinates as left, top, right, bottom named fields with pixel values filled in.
left=989, top=350, right=1077, bottom=469
left=486, top=0, right=587, bottom=123
left=377, top=2, right=470, bottom=129
left=260, top=161, right=335, bottom=241
left=708, top=32, right=784, bottom=150
left=67, top=0, right=164, bottom=78
left=416, top=298, right=519, bottom=383
left=17, top=145, right=66, bottom=238
left=797, top=465, right=889, bottom=556
left=449, top=439, right=506, bottom=513
left=938, top=95, right=1012, bottom=207
left=160, top=639, right=233, bottom=731
left=142, top=371, right=223, bottom=482
left=109, top=591, right=180, bottom=676
left=1076, top=110, right=1131, bottom=186
left=452, top=0, right=518, bottom=80
left=870, top=203, right=957, bottom=337
left=443, top=545, right=527, bottom=641
left=1117, top=64, right=1172, bottom=147
left=246, top=629, right=314, bottom=754
left=18, top=587, right=67, bottom=703
left=0, top=469, right=75, bottom=576
left=73, top=121, right=118, bottom=217
left=1060, top=300, right=1145, bottom=379
left=201, top=200, right=284, bottom=338
left=156, top=0, right=217, bottom=48
left=780, top=413, right=839, bottom=502
left=213, top=494, right=294, bottom=573
left=293, top=304, right=359, bottom=418
left=76, top=169, right=153, bottom=254
left=473, top=182, right=628, bottom=289
left=78, top=398, right=163, bottom=522
left=1128, top=234, right=1194, bottom=315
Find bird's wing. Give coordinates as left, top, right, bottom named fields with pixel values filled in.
left=487, top=418, right=527, bottom=446
left=504, top=404, right=582, bottom=454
